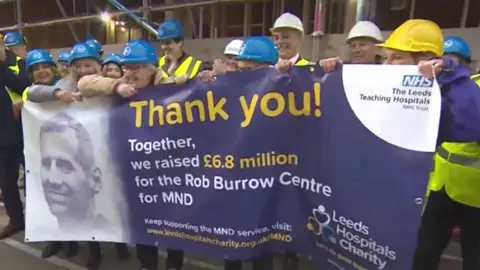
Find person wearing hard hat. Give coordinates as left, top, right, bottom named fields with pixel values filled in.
left=77, top=39, right=187, bottom=270
left=223, top=35, right=278, bottom=270
left=0, top=31, right=30, bottom=240
left=235, top=36, right=279, bottom=71
left=157, top=18, right=204, bottom=82
left=319, top=20, right=383, bottom=71
left=372, top=19, right=480, bottom=270
left=418, top=35, right=480, bottom=269
left=20, top=48, right=79, bottom=260
left=0, top=32, right=28, bottom=109
left=270, top=12, right=312, bottom=68
left=197, top=39, right=244, bottom=82
left=443, top=36, right=472, bottom=66
left=220, top=39, right=244, bottom=72
left=270, top=16, right=307, bottom=266
left=101, top=53, right=123, bottom=79
left=26, top=43, right=105, bottom=264
left=56, top=51, right=71, bottom=78
left=4, top=31, right=28, bottom=59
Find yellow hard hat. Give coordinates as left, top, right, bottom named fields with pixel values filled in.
left=376, top=19, right=444, bottom=57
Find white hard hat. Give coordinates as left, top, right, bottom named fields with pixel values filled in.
left=224, top=39, right=244, bottom=56
left=270, top=13, right=304, bottom=33
left=346, top=21, right=383, bottom=42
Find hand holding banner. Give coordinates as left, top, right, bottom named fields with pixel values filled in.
left=24, top=65, right=440, bottom=270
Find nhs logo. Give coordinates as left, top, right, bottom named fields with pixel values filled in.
left=402, top=75, right=433, bottom=87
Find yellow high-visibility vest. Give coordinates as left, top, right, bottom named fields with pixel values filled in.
left=6, top=56, right=23, bottom=102
left=22, top=87, right=28, bottom=102
left=295, top=58, right=312, bottom=66
left=427, top=74, right=480, bottom=207
left=472, top=74, right=480, bottom=86
left=159, top=55, right=202, bottom=79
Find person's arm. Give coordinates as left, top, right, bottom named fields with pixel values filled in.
left=437, top=57, right=480, bottom=144
left=0, top=61, right=30, bottom=95
left=77, top=74, right=120, bottom=97
left=27, top=84, right=61, bottom=102
left=16, top=58, right=29, bottom=81
left=154, top=70, right=181, bottom=85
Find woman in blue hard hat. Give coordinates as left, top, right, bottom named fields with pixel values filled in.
left=21, top=48, right=81, bottom=259
left=157, top=18, right=205, bottom=82
left=102, top=53, right=123, bottom=79
left=25, top=43, right=105, bottom=267
left=3, top=31, right=28, bottom=59
left=236, top=36, right=279, bottom=70
left=77, top=39, right=187, bottom=270
left=223, top=36, right=277, bottom=270
left=57, top=51, right=71, bottom=78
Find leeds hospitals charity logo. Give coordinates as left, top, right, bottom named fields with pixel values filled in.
left=306, top=205, right=337, bottom=245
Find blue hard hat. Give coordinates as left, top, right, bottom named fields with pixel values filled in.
left=4, top=31, right=26, bottom=46
left=157, top=19, right=184, bottom=40
left=57, top=51, right=71, bottom=63
left=121, top=39, right=158, bottom=65
left=102, top=53, right=123, bottom=66
left=444, top=36, right=471, bottom=61
left=236, top=36, right=279, bottom=65
left=69, top=42, right=99, bottom=64
left=26, top=49, right=55, bottom=70
left=85, top=38, right=104, bottom=56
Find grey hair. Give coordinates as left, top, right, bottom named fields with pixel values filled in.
left=39, top=112, right=95, bottom=172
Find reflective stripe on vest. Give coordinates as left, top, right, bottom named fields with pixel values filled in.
left=159, top=55, right=202, bottom=79
left=429, top=143, right=480, bottom=207
left=471, top=74, right=480, bottom=86
left=6, top=56, right=22, bottom=102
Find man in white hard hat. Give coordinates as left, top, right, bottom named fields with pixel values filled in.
left=319, top=20, right=384, bottom=71
left=271, top=12, right=312, bottom=67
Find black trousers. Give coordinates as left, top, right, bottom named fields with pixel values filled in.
left=135, top=245, right=184, bottom=269
left=0, top=149, right=23, bottom=225
left=224, top=255, right=274, bottom=270
left=412, top=189, right=480, bottom=270
left=136, top=244, right=158, bottom=269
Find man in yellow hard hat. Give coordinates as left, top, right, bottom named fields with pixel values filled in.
left=376, top=19, right=480, bottom=270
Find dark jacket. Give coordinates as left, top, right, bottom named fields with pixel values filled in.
left=0, top=53, right=30, bottom=150
left=437, top=57, right=480, bottom=144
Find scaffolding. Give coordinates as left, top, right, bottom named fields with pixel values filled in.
left=0, top=0, right=247, bottom=34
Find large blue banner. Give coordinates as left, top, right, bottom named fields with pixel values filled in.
left=107, top=66, right=438, bottom=270
left=23, top=65, right=440, bottom=270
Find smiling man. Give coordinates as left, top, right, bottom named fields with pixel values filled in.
left=270, top=12, right=312, bottom=67
left=157, top=18, right=205, bottom=81
left=39, top=112, right=104, bottom=231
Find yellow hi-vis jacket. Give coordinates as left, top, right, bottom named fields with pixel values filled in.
left=6, top=56, right=22, bottom=102
left=427, top=74, right=480, bottom=208
left=294, top=57, right=312, bottom=66
left=159, top=55, right=202, bottom=79
left=21, top=87, right=28, bottom=102
left=472, top=73, right=480, bottom=86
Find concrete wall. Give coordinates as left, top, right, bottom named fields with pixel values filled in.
left=50, top=27, right=480, bottom=69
